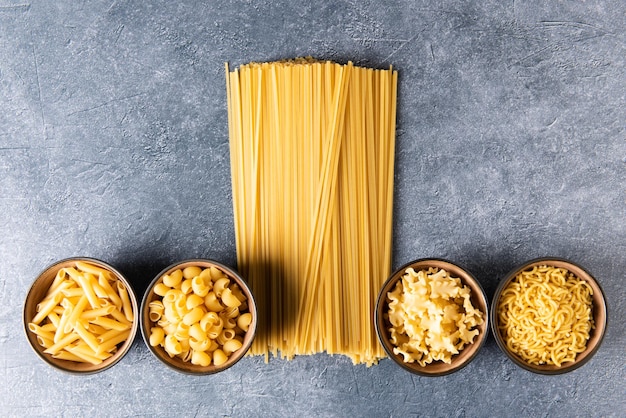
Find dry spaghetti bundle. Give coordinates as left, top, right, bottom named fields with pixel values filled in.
left=225, top=58, right=397, bottom=364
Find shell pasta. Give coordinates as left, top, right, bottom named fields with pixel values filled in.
left=147, top=265, right=250, bottom=366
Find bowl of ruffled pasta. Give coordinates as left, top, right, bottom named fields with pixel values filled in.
left=140, top=259, right=257, bottom=374
left=491, top=257, right=607, bottom=374
left=375, top=258, right=489, bottom=376
left=23, top=257, right=139, bottom=374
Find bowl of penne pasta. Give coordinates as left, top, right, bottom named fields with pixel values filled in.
left=140, top=259, right=257, bottom=374
left=23, top=257, right=139, bottom=374
left=491, top=257, right=607, bottom=374
left=375, top=258, right=489, bottom=376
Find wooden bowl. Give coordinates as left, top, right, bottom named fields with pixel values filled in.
left=491, top=257, right=607, bottom=374
left=375, top=258, right=489, bottom=376
left=23, top=257, right=138, bottom=374
left=140, top=259, right=257, bottom=374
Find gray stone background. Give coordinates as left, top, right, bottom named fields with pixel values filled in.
left=1, top=0, right=624, bottom=416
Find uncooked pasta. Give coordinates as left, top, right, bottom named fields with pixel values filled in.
left=497, top=265, right=594, bottom=367
left=225, top=58, right=397, bottom=364
left=386, top=267, right=484, bottom=366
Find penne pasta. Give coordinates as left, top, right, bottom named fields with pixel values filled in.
left=27, top=260, right=135, bottom=365
left=28, top=323, right=56, bottom=342
left=74, top=322, right=100, bottom=353
left=90, top=317, right=129, bottom=331
left=96, top=330, right=130, bottom=355
left=117, top=281, right=134, bottom=322
left=97, top=328, right=126, bottom=344
left=65, top=346, right=104, bottom=365
left=52, top=350, right=85, bottom=363
left=81, top=306, right=115, bottom=320
left=32, top=292, right=63, bottom=325
left=75, top=261, right=114, bottom=279
left=64, top=295, right=89, bottom=333
left=44, top=333, right=80, bottom=355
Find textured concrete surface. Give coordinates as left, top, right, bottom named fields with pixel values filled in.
left=1, top=0, right=625, bottom=417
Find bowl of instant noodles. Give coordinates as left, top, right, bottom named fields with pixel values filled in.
left=491, top=257, right=607, bottom=374
left=375, top=258, right=489, bottom=376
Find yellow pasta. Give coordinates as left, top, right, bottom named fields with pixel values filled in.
left=212, top=349, right=227, bottom=366
left=213, top=278, right=230, bottom=298
left=163, top=271, right=183, bottom=288
left=386, top=268, right=484, bottom=366
left=65, top=346, right=103, bottom=365
left=97, top=329, right=126, bottom=344
left=117, top=281, right=134, bottom=322
left=148, top=301, right=165, bottom=322
left=31, top=293, right=63, bottom=325
left=183, top=266, right=202, bottom=280
left=149, top=327, right=165, bottom=347
left=497, top=265, right=594, bottom=367
left=75, top=261, right=114, bottom=278
left=204, top=292, right=223, bottom=312
left=189, top=338, right=211, bottom=352
left=28, top=261, right=134, bottom=364
left=81, top=306, right=115, bottom=320
left=65, top=295, right=89, bottom=333
left=147, top=265, right=251, bottom=366
left=44, top=333, right=80, bottom=355
left=90, top=317, right=129, bottom=331
left=191, top=277, right=210, bottom=297
left=51, top=350, right=84, bottom=362
left=225, top=58, right=397, bottom=365
left=96, top=331, right=131, bottom=355
left=223, top=339, right=243, bottom=355
left=186, top=294, right=204, bottom=310
left=28, top=324, right=55, bottom=342
left=164, top=335, right=183, bottom=355
left=191, top=350, right=211, bottom=367
left=189, top=324, right=207, bottom=341
left=237, top=313, right=252, bottom=332
left=153, top=283, right=170, bottom=297
left=221, top=288, right=241, bottom=308
left=180, top=279, right=193, bottom=295
left=98, top=275, right=123, bottom=308
left=183, top=307, right=205, bottom=326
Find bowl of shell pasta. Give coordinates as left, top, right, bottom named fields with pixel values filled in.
left=140, top=259, right=257, bottom=374
left=490, top=257, right=607, bottom=374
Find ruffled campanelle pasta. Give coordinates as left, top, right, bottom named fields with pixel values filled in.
left=148, top=265, right=250, bottom=367
left=497, top=265, right=594, bottom=367
left=386, top=267, right=484, bottom=366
